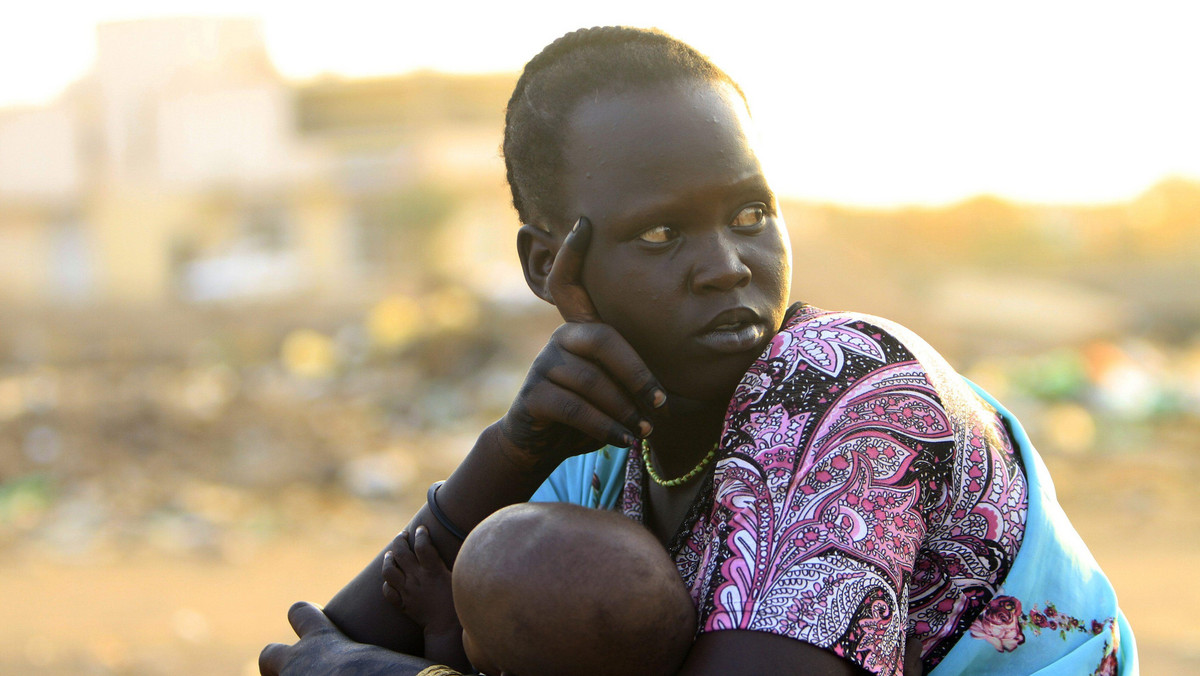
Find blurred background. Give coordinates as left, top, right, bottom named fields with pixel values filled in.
left=1, top=2, right=1197, bottom=674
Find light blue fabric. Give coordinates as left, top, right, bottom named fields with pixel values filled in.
left=930, top=382, right=1138, bottom=675
left=529, top=445, right=629, bottom=510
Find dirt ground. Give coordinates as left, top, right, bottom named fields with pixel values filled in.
left=4, top=185, right=1199, bottom=673
left=2, top=438, right=1198, bottom=676
left=1, top=303, right=1197, bottom=675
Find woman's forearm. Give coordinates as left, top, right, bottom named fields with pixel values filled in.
left=323, top=545, right=424, bottom=652
left=323, top=421, right=554, bottom=649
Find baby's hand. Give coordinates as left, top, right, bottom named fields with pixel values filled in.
left=381, top=526, right=459, bottom=634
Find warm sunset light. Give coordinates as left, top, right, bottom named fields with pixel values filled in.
left=4, top=1, right=1198, bottom=206
left=2, top=5, right=1198, bottom=675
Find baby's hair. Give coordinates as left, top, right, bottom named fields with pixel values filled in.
left=502, top=26, right=747, bottom=229
left=453, top=502, right=696, bottom=676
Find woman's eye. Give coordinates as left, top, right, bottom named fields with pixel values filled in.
left=732, top=205, right=766, bottom=228
left=637, top=225, right=676, bottom=243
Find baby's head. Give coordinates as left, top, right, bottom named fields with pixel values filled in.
left=453, top=502, right=696, bottom=676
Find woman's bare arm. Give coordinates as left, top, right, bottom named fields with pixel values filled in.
left=321, top=422, right=553, bottom=650
left=260, top=605, right=869, bottom=676
left=680, top=631, right=866, bottom=676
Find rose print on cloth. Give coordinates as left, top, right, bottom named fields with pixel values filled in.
left=968, top=596, right=1120, bottom=674
left=968, top=595, right=1025, bottom=651
left=1095, top=646, right=1119, bottom=676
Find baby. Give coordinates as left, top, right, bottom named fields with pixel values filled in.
left=381, top=502, right=696, bottom=676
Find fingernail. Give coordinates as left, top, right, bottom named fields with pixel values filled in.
left=416, top=525, right=426, bottom=535
left=571, top=217, right=582, bottom=233
left=638, top=420, right=653, bottom=437
left=622, top=433, right=638, bottom=448
left=651, top=389, right=667, bottom=408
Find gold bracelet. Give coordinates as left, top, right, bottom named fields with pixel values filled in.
left=415, top=666, right=466, bottom=676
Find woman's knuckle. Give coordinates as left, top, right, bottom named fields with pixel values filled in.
left=524, top=387, right=554, bottom=414
left=576, top=365, right=603, bottom=391
left=552, top=323, right=576, bottom=342
left=560, top=398, right=586, bottom=421
left=520, top=380, right=551, bottom=405
left=590, top=323, right=615, bottom=346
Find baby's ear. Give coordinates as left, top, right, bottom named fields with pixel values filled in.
left=516, top=223, right=559, bottom=304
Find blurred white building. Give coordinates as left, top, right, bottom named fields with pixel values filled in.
left=0, top=17, right=512, bottom=306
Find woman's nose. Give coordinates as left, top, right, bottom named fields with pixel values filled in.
left=690, top=231, right=751, bottom=293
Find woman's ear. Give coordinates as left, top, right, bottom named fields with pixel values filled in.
left=517, top=223, right=559, bottom=304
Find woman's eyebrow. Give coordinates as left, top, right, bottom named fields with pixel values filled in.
left=716, top=173, right=776, bottom=204
left=743, top=177, right=778, bottom=206
left=612, top=174, right=777, bottom=225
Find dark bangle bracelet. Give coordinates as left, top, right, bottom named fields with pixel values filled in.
left=426, top=480, right=470, bottom=541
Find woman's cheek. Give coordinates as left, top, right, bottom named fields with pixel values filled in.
left=751, top=232, right=792, bottom=313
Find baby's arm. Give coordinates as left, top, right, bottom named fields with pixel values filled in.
left=382, top=526, right=472, bottom=673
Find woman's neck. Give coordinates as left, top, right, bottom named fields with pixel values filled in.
left=645, top=393, right=728, bottom=479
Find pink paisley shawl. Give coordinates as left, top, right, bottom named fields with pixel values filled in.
left=621, top=305, right=1029, bottom=675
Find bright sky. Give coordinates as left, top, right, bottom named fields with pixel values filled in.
left=5, top=0, right=1199, bottom=206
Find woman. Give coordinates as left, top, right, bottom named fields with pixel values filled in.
left=260, top=27, right=1135, bottom=675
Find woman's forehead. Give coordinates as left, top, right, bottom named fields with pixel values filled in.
left=564, top=81, right=756, bottom=170
left=561, top=81, right=768, bottom=227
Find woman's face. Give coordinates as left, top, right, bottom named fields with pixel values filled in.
left=559, top=81, right=792, bottom=402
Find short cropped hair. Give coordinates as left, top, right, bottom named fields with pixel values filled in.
left=502, top=26, right=747, bottom=229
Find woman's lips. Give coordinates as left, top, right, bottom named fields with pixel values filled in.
left=695, top=321, right=766, bottom=354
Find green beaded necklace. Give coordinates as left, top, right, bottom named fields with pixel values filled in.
left=640, top=438, right=718, bottom=487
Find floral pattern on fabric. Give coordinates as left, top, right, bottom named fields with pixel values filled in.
left=968, top=595, right=1121, bottom=674
left=621, top=305, right=1028, bottom=676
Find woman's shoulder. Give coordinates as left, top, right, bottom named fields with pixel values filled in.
left=778, top=303, right=989, bottom=419
left=718, top=304, right=1030, bottom=669
left=782, top=303, right=949, bottom=369
left=752, top=302, right=1025, bottom=524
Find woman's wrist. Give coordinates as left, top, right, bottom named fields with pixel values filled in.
left=432, top=422, right=557, bottom=537
left=487, top=418, right=562, bottom=477
left=422, top=621, right=462, bottom=643
left=427, top=481, right=471, bottom=540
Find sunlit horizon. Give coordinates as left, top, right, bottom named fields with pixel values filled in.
left=5, top=1, right=1199, bottom=207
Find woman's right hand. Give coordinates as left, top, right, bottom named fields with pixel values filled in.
left=260, top=602, right=434, bottom=676
left=498, top=217, right=666, bottom=469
